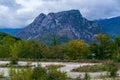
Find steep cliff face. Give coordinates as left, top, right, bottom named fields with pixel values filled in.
left=16, top=10, right=104, bottom=44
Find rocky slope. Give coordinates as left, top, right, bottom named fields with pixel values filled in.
left=16, top=10, right=104, bottom=44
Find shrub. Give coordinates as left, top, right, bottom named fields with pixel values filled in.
left=45, top=64, right=65, bottom=69
left=0, top=71, right=4, bottom=78
left=32, top=65, right=48, bottom=80
left=10, top=56, right=18, bottom=65
left=72, top=64, right=107, bottom=72
left=74, top=73, right=91, bottom=80
left=48, top=67, right=68, bottom=80
left=9, top=68, right=32, bottom=80
left=84, top=73, right=91, bottom=80
left=107, top=63, right=118, bottom=77
left=9, top=65, right=69, bottom=80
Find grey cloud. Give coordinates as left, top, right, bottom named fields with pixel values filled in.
left=0, top=0, right=21, bottom=10
left=0, top=0, right=120, bottom=28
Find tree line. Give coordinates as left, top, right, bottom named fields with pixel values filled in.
left=0, top=33, right=120, bottom=62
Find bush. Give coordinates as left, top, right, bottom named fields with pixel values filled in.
left=107, top=63, right=118, bottom=77
left=84, top=73, right=91, bottom=80
left=32, top=65, right=48, bottom=80
left=9, top=65, right=69, bottom=80
left=72, top=64, right=107, bottom=72
left=74, top=73, right=91, bottom=80
left=0, top=72, right=4, bottom=78
left=10, top=56, right=18, bottom=65
left=48, top=67, right=68, bottom=80
left=45, top=64, right=65, bottom=69
left=9, top=68, right=32, bottom=80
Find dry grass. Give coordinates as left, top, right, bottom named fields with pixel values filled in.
left=45, top=64, right=65, bottom=69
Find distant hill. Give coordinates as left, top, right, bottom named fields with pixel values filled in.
left=0, top=28, right=22, bottom=35
left=0, top=32, right=20, bottom=42
left=15, top=9, right=104, bottom=44
left=0, top=32, right=9, bottom=40
left=96, top=16, right=120, bottom=37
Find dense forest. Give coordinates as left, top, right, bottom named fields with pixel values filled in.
left=0, top=32, right=120, bottom=62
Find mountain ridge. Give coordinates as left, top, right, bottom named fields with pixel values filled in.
left=15, top=9, right=104, bottom=44
left=96, top=16, right=120, bottom=37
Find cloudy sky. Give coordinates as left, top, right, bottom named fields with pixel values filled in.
left=0, top=0, right=120, bottom=28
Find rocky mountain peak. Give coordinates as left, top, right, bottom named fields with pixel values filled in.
left=16, top=9, right=104, bottom=45
left=33, top=13, right=46, bottom=24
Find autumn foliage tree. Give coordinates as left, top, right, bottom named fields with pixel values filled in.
left=61, top=40, right=91, bottom=60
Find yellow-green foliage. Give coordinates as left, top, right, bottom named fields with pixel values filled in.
left=72, top=64, right=107, bottom=72
left=9, top=68, right=32, bottom=80
left=61, top=40, right=91, bottom=60
left=0, top=71, right=4, bottom=78
left=45, top=64, right=65, bottom=69
left=48, top=67, right=68, bottom=80
left=9, top=65, right=69, bottom=80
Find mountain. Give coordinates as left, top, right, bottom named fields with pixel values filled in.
left=0, top=28, right=22, bottom=35
left=16, top=10, right=104, bottom=44
left=96, top=16, right=120, bottom=37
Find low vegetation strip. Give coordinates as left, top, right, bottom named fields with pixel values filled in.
left=45, top=64, right=65, bottom=69
left=71, top=64, right=107, bottom=72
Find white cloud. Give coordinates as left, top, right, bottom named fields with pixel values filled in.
left=0, top=0, right=120, bottom=28
left=0, top=5, right=20, bottom=28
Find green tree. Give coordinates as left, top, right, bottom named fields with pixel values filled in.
left=114, top=36, right=120, bottom=47
left=62, top=40, right=91, bottom=60
left=95, top=34, right=112, bottom=59
left=45, top=46, right=64, bottom=59
left=0, top=35, right=17, bottom=58
left=112, top=37, right=120, bottom=61
left=89, top=42, right=99, bottom=59
left=53, top=35, right=57, bottom=46
left=10, top=41, right=45, bottom=59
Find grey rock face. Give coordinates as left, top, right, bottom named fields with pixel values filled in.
left=16, top=10, right=104, bottom=44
